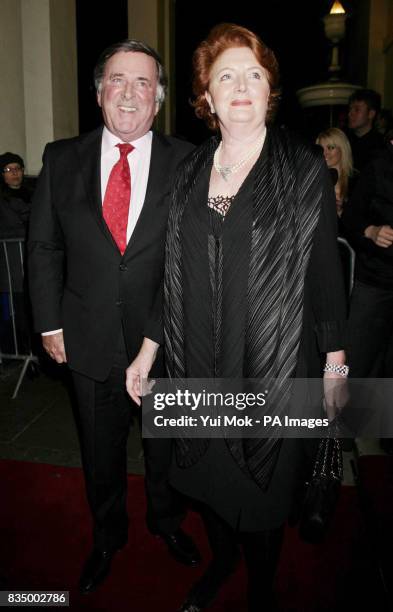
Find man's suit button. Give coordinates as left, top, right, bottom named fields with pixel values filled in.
left=119, top=263, right=127, bottom=272
left=116, top=300, right=123, bottom=307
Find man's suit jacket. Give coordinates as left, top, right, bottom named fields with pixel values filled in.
left=28, top=127, right=193, bottom=381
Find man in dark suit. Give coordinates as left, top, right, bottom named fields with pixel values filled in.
left=28, top=39, right=199, bottom=594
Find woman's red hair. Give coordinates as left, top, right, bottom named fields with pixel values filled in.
left=192, top=23, right=281, bottom=131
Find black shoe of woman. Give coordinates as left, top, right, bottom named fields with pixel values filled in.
left=178, top=603, right=203, bottom=612
left=177, top=550, right=240, bottom=612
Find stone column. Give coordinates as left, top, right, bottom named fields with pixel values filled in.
left=21, top=0, right=54, bottom=174
left=0, top=0, right=26, bottom=161
left=0, top=0, right=78, bottom=175
left=21, top=0, right=78, bottom=174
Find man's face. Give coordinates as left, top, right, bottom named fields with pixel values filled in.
left=97, top=51, right=159, bottom=142
left=2, top=163, right=24, bottom=189
left=348, top=100, right=375, bottom=135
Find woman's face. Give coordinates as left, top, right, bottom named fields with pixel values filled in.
left=319, top=140, right=342, bottom=169
left=205, top=46, right=270, bottom=133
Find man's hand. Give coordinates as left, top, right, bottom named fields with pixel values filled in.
left=365, top=224, right=393, bottom=248
left=42, top=331, right=67, bottom=363
left=126, top=338, right=159, bottom=406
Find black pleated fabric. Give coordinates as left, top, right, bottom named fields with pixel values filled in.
left=208, top=233, right=223, bottom=377
left=236, top=131, right=324, bottom=488
left=164, top=127, right=327, bottom=489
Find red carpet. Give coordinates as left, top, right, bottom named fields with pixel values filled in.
left=0, top=459, right=385, bottom=611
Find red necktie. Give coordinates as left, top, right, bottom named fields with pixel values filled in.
left=103, top=143, right=134, bottom=255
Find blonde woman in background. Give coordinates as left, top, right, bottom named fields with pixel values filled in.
left=317, top=127, right=354, bottom=217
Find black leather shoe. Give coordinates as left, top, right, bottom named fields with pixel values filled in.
left=178, top=553, right=240, bottom=611
left=177, top=582, right=216, bottom=612
left=78, top=549, right=116, bottom=594
left=157, top=528, right=201, bottom=566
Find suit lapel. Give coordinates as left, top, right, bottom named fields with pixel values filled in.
left=123, top=131, right=172, bottom=259
left=75, top=126, right=119, bottom=252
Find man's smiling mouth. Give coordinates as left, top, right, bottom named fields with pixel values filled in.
left=118, top=106, right=137, bottom=112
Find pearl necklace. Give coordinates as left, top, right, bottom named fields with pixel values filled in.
left=213, top=129, right=266, bottom=181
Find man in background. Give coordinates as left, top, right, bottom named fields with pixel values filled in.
left=347, top=88, right=384, bottom=173
left=342, top=130, right=393, bottom=378
left=0, top=152, right=32, bottom=238
left=0, top=152, right=34, bottom=354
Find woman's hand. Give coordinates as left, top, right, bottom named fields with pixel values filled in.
left=126, top=338, right=159, bottom=406
left=323, top=350, right=349, bottom=421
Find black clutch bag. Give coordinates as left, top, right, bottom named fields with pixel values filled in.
left=299, top=429, right=343, bottom=544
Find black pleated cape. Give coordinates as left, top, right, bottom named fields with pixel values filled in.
left=164, top=126, right=341, bottom=490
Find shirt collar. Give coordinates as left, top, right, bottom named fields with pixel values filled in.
left=101, top=126, right=152, bottom=155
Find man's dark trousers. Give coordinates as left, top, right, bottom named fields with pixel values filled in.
left=71, top=331, right=184, bottom=552
left=347, top=280, right=393, bottom=377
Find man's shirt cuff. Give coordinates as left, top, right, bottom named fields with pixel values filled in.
left=42, top=329, right=63, bottom=336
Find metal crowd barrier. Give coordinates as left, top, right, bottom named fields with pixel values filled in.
left=0, top=237, right=38, bottom=398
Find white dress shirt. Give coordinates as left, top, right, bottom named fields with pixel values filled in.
left=43, top=127, right=153, bottom=336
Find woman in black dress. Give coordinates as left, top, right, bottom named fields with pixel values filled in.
left=127, top=23, right=348, bottom=612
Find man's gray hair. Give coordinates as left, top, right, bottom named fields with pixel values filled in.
left=94, top=39, right=167, bottom=108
